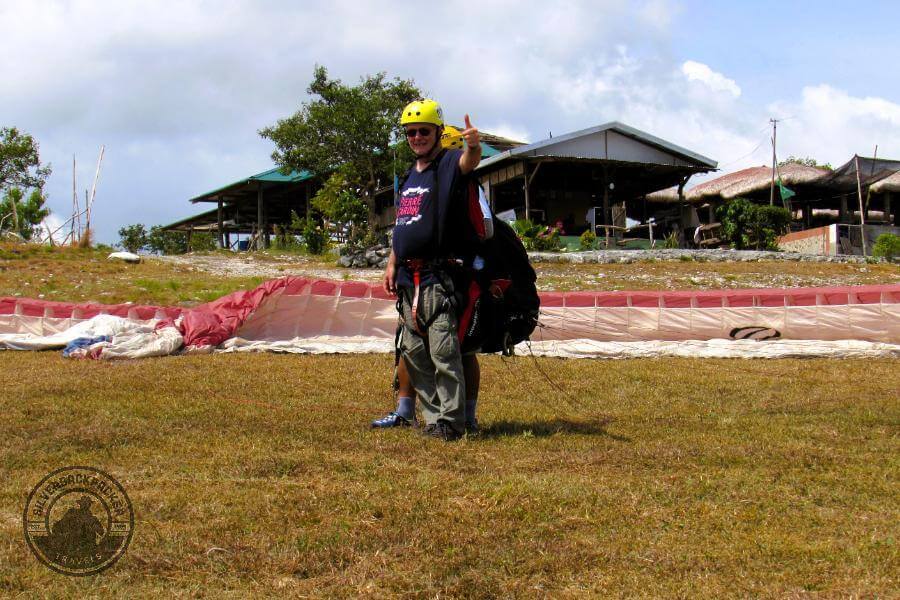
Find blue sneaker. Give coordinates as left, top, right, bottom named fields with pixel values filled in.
left=371, top=412, right=416, bottom=428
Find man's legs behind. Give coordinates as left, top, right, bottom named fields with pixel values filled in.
left=372, top=355, right=480, bottom=431
left=398, top=284, right=466, bottom=434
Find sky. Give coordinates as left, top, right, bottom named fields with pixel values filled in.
left=4, top=0, right=900, bottom=243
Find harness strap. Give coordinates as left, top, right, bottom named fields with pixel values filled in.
left=411, top=268, right=426, bottom=337
left=403, top=257, right=461, bottom=338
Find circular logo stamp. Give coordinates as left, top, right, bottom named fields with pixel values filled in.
left=23, top=466, right=134, bottom=576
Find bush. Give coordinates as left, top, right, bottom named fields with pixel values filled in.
left=872, top=233, right=900, bottom=261
left=512, top=219, right=562, bottom=251
left=147, top=226, right=188, bottom=255
left=663, top=231, right=680, bottom=249
left=190, top=232, right=217, bottom=252
left=579, top=229, right=597, bottom=251
left=118, top=224, right=147, bottom=253
left=717, top=198, right=791, bottom=250
left=302, top=218, right=329, bottom=255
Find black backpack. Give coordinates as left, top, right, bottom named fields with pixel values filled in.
left=442, top=176, right=539, bottom=355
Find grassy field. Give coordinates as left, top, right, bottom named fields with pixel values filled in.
left=0, top=353, right=897, bottom=597
left=1, top=244, right=898, bottom=596
left=2, top=244, right=898, bottom=305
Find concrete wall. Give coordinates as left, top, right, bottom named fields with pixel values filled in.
left=777, top=225, right=836, bottom=255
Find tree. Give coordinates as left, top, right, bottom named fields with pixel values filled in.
left=146, top=226, right=188, bottom=255
left=778, top=155, right=832, bottom=170
left=0, top=127, right=52, bottom=236
left=311, top=169, right=368, bottom=243
left=118, top=224, right=148, bottom=253
left=1, top=188, right=49, bottom=240
left=260, top=66, right=420, bottom=229
left=717, top=198, right=791, bottom=250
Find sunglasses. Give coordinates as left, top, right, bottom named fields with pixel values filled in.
left=405, top=127, right=434, bottom=138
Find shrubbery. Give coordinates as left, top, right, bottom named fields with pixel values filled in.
left=716, top=198, right=791, bottom=250
left=579, top=229, right=597, bottom=251
left=118, top=223, right=216, bottom=254
left=512, top=219, right=563, bottom=251
left=872, top=233, right=900, bottom=261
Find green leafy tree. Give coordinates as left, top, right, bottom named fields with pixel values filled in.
left=1, top=188, right=49, bottom=240
left=118, top=223, right=148, bottom=252
left=717, top=198, right=791, bottom=250
left=778, top=155, right=832, bottom=170
left=147, top=225, right=188, bottom=255
left=260, top=66, right=420, bottom=229
left=190, top=232, right=217, bottom=252
left=301, top=217, right=329, bottom=255
left=0, top=127, right=52, bottom=236
left=872, top=233, right=900, bottom=261
left=311, top=170, right=368, bottom=243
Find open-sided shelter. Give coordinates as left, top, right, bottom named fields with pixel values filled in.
left=163, top=167, right=317, bottom=250
left=474, top=121, right=717, bottom=237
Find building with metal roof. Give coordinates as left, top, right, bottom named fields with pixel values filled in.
left=474, top=121, right=717, bottom=239
left=164, top=167, right=317, bottom=250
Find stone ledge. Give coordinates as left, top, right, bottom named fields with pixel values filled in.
left=527, top=249, right=874, bottom=264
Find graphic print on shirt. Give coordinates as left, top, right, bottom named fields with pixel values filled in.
left=396, top=186, right=430, bottom=226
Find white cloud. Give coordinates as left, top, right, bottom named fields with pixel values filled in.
left=767, top=85, right=900, bottom=166
left=481, top=123, right=531, bottom=144
left=681, top=61, right=741, bottom=97
left=2, top=1, right=897, bottom=241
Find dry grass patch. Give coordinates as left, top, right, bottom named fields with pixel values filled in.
left=0, top=245, right=267, bottom=306
left=535, top=260, right=900, bottom=291
left=0, top=352, right=897, bottom=597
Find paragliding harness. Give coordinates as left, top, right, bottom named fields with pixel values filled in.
left=394, top=150, right=539, bottom=363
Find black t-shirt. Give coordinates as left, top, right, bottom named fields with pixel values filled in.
left=392, top=149, right=463, bottom=288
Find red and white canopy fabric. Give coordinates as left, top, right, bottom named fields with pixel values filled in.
left=1, top=278, right=899, bottom=359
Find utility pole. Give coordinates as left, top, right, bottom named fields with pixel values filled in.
left=769, top=118, right=779, bottom=206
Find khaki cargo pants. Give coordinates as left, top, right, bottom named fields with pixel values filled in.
left=399, top=281, right=466, bottom=433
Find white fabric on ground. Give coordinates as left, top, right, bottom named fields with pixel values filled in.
left=0, top=314, right=183, bottom=359
left=517, top=338, right=900, bottom=359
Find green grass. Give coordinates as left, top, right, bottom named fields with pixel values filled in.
left=1, top=243, right=898, bottom=596
left=0, top=352, right=897, bottom=597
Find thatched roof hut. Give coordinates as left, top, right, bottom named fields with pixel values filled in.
left=869, top=171, right=900, bottom=193
left=685, top=164, right=829, bottom=201
left=644, top=186, right=680, bottom=203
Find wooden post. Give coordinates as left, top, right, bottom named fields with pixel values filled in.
left=257, top=183, right=266, bottom=250
left=769, top=119, right=778, bottom=206
left=854, top=155, right=867, bottom=256
left=886, top=191, right=894, bottom=225
left=602, top=166, right=610, bottom=232
left=523, top=164, right=530, bottom=221
left=72, top=154, right=78, bottom=242
left=86, top=145, right=104, bottom=234
left=839, top=194, right=848, bottom=223
left=217, top=199, right=224, bottom=249
left=187, top=227, right=193, bottom=252
left=305, top=184, right=310, bottom=218
left=677, top=176, right=689, bottom=247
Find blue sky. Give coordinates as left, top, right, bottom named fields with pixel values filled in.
left=3, top=0, right=900, bottom=243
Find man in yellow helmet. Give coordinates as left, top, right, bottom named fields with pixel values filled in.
left=382, top=99, right=481, bottom=441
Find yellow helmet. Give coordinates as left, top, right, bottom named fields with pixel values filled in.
left=440, top=125, right=465, bottom=150
left=400, top=99, right=444, bottom=127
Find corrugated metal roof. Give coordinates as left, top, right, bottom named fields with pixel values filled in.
left=190, top=141, right=500, bottom=203
left=476, top=121, right=717, bottom=172
left=190, top=167, right=314, bottom=203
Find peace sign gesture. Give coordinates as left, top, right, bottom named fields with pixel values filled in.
left=460, top=114, right=480, bottom=149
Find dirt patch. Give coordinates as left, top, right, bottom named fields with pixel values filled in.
left=153, top=253, right=382, bottom=283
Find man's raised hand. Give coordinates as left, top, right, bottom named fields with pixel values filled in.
left=460, top=114, right=480, bottom=149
